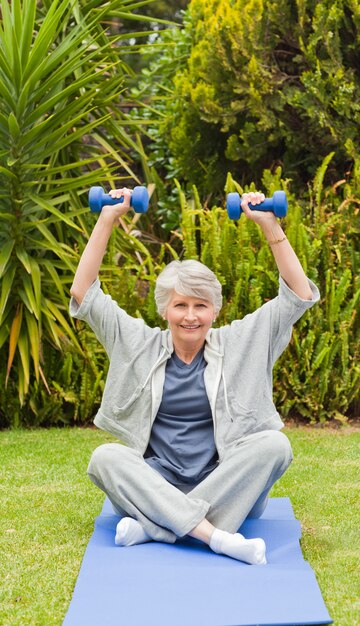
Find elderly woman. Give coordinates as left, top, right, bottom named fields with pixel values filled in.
left=70, top=188, right=319, bottom=565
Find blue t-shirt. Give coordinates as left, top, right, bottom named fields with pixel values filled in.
left=145, top=348, right=218, bottom=487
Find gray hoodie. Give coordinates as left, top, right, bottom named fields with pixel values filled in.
left=70, top=276, right=319, bottom=461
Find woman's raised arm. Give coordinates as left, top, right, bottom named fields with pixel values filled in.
left=70, top=188, right=132, bottom=305
left=240, top=192, right=313, bottom=301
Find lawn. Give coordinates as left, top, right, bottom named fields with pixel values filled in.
left=0, top=427, right=359, bottom=626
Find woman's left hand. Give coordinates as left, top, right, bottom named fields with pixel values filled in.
left=240, top=192, right=277, bottom=225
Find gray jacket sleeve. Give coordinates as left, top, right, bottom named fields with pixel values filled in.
left=69, top=278, right=157, bottom=357
left=268, top=276, right=320, bottom=363
left=227, top=276, right=320, bottom=368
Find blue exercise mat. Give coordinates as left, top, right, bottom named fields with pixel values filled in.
left=63, top=497, right=332, bottom=626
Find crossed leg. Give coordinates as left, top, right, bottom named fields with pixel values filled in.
left=87, top=430, right=292, bottom=564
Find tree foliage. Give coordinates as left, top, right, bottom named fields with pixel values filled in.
left=134, top=0, right=360, bottom=196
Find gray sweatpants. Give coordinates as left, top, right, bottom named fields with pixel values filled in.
left=87, top=430, right=293, bottom=543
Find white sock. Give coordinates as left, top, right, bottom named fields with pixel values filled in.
left=115, top=517, right=152, bottom=547
left=209, top=529, right=267, bottom=565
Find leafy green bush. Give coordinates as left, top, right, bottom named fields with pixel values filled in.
left=1, top=1, right=358, bottom=427
left=176, top=163, right=359, bottom=422
left=55, top=159, right=359, bottom=426
left=0, top=0, right=157, bottom=426
left=133, top=0, right=360, bottom=197
left=3, top=158, right=358, bottom=426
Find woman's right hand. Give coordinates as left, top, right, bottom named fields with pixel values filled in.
left=100, top=187, right=133, bottom=225
left=70, top=187, right=133, bottom=304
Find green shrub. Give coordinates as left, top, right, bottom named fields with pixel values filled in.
left=133, top=0, right=360, bottom=197
left=0, top=0, right=155, bottom=426
left=68, top=161, right=359, bottom=425
left=177, top=164, right=359, bottom=422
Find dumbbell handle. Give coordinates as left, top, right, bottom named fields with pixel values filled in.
left=89, top=186, right=149, bottom=214
left=226, top=190, right=287, bottom=220
left=250, top=198, right=275, bottom=211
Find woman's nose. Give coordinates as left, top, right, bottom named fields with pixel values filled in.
left=184, top=308, right=197, bottom=320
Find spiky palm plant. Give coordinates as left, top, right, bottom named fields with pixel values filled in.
left=0, top=0, right=150, bottom=409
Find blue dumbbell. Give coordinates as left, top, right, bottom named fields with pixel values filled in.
left=226, top=190, right=288, bottom=220
left=89, top=186, right=149, bottom=214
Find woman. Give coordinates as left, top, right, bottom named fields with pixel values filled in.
left=70, top=189, right=319, bottom=565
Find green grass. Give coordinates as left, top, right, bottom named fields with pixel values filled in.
left=0, top=427, right=359, bottom=626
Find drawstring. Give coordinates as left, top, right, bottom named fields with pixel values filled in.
left=141, top=347, right=168, bottom=391
left=221, top=371, right=233, bottom=422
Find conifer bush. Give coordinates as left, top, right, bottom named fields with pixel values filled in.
left=134, top=0, right=360, bottom=197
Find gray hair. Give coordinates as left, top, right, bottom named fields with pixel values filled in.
left=155, top=260, right=223, bottom=316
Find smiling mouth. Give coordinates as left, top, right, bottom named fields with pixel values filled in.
left=180, top=325, right=201, bottom=330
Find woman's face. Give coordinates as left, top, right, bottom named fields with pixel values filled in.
left=164, top=291, right=215, bottom=348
